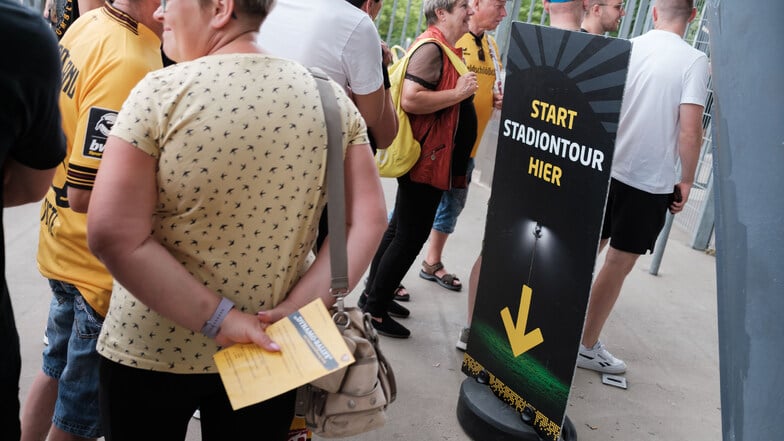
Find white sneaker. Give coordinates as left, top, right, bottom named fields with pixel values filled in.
left=455, top=327, right=470, bottom=351
left=576, top=341, right=627, bottom=374
left=192, top=409, right=200, bottom=420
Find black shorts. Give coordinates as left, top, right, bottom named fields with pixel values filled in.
left=601, top=178, right=672, bottom=255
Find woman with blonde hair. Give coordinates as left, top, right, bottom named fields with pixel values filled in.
left=86, top=0, right=387, bottom=438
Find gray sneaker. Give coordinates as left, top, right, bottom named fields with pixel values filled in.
left=456, top=327, right=470, bottom=351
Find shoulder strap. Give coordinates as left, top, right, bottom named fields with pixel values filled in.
left=485, top=34, right=502, bottom=87
left=397, top=38, right=469, bottom=76
left=308, top=68, right=349, bottom=296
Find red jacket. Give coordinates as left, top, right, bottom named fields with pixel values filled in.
left=407, top=27, right=467, bottom=191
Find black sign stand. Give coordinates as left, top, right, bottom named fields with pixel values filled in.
left=457, top=378, right=576, bottom=441
left=457, top=22, right=631, bottom=441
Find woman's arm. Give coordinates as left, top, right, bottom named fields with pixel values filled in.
left=87, top=136, right=279, bottom=350
left=400, top=43, right=478, bottom=115
left=257, top=143, right=387, bottom=323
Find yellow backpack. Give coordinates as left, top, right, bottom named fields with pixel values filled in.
left=375, top=38, right=468, bottom=178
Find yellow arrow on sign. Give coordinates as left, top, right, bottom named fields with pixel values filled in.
left=500, top=284, right=544, bottom=357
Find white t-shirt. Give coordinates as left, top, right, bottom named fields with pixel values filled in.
left=257, top=0, right=383, bottom=96
left=612, top=29, right=709, bottom=194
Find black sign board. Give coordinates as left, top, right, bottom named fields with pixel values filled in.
left=462, top=22, right=631, bottom=440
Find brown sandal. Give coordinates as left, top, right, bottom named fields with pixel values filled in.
left=419, top=261, right=462, bottom=291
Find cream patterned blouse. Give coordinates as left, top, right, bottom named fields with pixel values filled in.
left=97, top=54, right=368, bottom=373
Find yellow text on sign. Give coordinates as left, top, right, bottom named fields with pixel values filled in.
left=530, top=99, right=578, bottom=130
left=500, top=284, right=544, bottom=357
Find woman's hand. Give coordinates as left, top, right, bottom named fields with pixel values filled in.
left=256, top=304, right=297, bottom=327
left=215, top=309, right=281, bottom=352
left=455, top=72, right=479, bottom=100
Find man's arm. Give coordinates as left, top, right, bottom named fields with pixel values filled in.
left=671, top=103, right=704, bottom=213
left=68, top=187, right=90, bottom=213
left=353, top=87, right=386, bottom=130
left=3, top=159, right=57, bottom=207
left=368, top=44, right=399, bottom=150
left=366, top=85, right=399, bottom=149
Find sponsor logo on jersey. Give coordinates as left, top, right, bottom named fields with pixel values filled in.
left=82, top=108, right=117, bottom=159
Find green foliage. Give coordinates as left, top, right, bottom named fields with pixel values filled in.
left=376, top=0, right=546, bottom=49
left=377, top=0, right=425, bottom=48
left=515, top=0, right=546, bottom=25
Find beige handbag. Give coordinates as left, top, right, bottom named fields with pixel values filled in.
left=294, top=69, right=397, bottom=439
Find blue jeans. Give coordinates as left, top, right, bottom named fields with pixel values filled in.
left=43, top=280, right=103, bottom=438
left=432, top=158, right=474, bottom=234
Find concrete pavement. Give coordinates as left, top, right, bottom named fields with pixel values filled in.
left=6, top=172, right=720, bottom=440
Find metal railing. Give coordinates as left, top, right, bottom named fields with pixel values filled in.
left=377, top=0, right=717, bottom=261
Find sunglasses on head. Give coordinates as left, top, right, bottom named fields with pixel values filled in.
left=473, top=33, right=485, bottom=61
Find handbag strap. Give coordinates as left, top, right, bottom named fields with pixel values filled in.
left=309, top=68, right=349, bottom=301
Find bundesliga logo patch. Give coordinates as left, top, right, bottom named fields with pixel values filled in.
left=82, top=107, right=117, bottom=159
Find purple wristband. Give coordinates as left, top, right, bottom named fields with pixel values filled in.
left=200, top=297, right=235, bottom=339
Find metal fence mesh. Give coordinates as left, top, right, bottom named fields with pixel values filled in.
left=379, top=0, right=716, bottom=251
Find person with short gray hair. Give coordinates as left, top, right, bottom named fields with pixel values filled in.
left=360, top=0, right=479, bottom=338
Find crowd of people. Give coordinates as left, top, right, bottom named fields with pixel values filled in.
left=0, top=0, right=707, bottom=440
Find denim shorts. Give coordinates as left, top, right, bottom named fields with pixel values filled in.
left=432, top=158, right=475, bottom=234
left=42, top=279, right=104, bottom=438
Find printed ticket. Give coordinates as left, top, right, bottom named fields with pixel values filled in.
left=214, top=298, right=355, bottom=409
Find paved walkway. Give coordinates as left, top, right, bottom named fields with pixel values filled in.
left=6, top=174, right=720, bottom=440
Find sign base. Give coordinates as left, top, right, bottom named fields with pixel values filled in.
left=457, top=377, right=577, bottom=441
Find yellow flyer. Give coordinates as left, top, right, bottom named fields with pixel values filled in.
left=214, top=298, right=355, bottom=409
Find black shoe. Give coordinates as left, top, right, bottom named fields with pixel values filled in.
left=370, top=314, right=411, bottom=338
left=387, top=300, right=410, bottom=318
left=358, top=292, right=409, bottom=318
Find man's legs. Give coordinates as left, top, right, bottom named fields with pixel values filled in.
left=466, top=254, right=481, bottom=326
left=22, top=280, right=103, bottom=441
left=582, top=246, right=640, bottom=347
left=577, top=246, right=639, bottom=374
left=20, top=371, right=58, bottom=441
left=22, top=285, right=71, bottom=441
left=456, top=254, right=482, bottom=350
